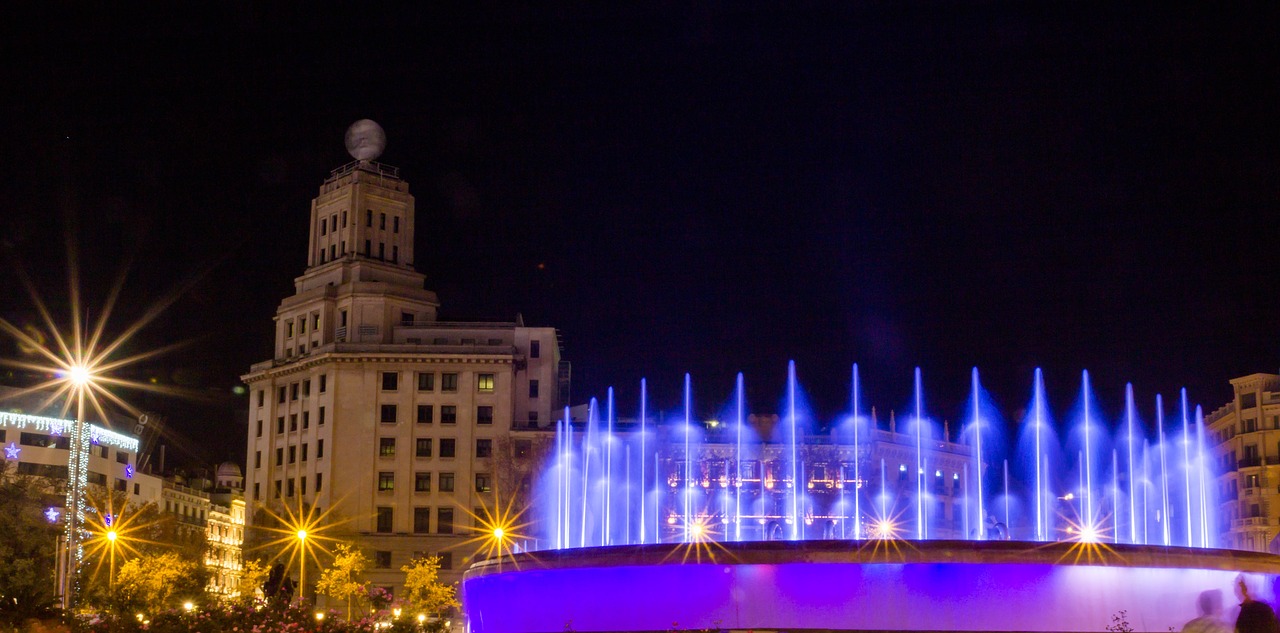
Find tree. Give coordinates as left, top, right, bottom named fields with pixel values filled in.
left=400, top=555, right=458, bottom=621
left=315, top=543, right=369, bottom=620
left=0, top=464, right=61, bottom=626
left=110, top=551, right=205, bottom=615
left=237, top=558, right=270, bottom=601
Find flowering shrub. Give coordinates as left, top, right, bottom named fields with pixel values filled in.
left=70, top=600, right=443, bottom=633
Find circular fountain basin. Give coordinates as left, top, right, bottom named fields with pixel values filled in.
left=463, top=540, right=1280, bottom=633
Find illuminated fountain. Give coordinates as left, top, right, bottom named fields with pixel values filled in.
left=464, top=364, right=1277, bottom=633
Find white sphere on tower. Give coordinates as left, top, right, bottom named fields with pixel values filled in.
left=345, top=119, right=386, bottom=161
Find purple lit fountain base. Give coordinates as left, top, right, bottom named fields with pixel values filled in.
left=463, top=541, right=1280, bottom=633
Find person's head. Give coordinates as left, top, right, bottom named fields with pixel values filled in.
left=1198, top=590, right=1224, bottom=617
left=1237, top=575, right=1253, bottom=603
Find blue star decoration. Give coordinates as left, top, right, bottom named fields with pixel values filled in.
left=125, top=464, right=134, bottom=479
left=3, top=442, right=19, bottom=459
left=45, top=507, right=61, bottom=524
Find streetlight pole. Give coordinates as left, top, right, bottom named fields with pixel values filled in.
left=296, top=529, right=307, bottom=606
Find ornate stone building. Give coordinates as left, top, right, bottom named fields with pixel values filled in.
left=1206, top=372, right=1280, bottom=552
left=241, top=124, right=568, bottom=599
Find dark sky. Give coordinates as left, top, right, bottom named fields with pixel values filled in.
left=1, top=3, right=1278, bottom=468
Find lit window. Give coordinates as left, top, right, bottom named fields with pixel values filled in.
left=378, top=472, right=395, bottom=492
left=379, top=437, right=396, bottom=458
left=477, top=374, right=495, bottom=392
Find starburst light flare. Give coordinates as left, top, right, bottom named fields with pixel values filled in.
left=456, top=489, right=532, bottom=571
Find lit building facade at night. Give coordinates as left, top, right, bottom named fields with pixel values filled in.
left=241, top=135, right=569, bottom=596
left=1206, top=372, right=1280, bottom=552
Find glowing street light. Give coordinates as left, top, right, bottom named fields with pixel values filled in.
left=296, top=529, right=308, bottom=606
left=316, top=612, right=326, bottom=621
left=393, top=607, right=402, bottom=619
left=182, top=601, right=194, bottom=612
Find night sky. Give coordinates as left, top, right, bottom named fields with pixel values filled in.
left=2, top=3, right=1278, bottom=468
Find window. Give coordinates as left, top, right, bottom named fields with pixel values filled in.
left=316, top=473, right=323, bottom=492
left=256, top=420, right=262, bottom=437
left=319, top=407, right=326, bottom=425
left=320, top=218, right=327, bottom=235
left=367, top=209, right=373, bottom=227
left=439, top=473, right=455, bottom=493
left=278, top=387, right=286, bottom=403
left=288, top=445, right=296, bottom=464
left=529, top=380, right=540, bottom=398
left=380, top=404, right=398, bottom=424
left=417, top=373, right=435, bottom=391
left=300, top=476, right=307, bottom=495
left=287, top=321, right=294, bottom=338
left=414, top=507, right=430, bottom=533
left=319, top=374, right=327, bottom=393
left=364, top=239, right=371, bottom=256
left=475, top=473, right=492, bottom=493
left=416, top=438, right=432, bottom=458
left=301, top=443, right=309, bottom=461
left=313, top=313, right=320, bottom=330
left=380, top=212, right=386, bottom=229
left=303, top=411, right=310, bottom=429
left=441, top=406, right=457, bottom=425
left=287, top=479, right=295, bottom=497
left=379, top=437, right=396, bottom=458
left=275, top=448, right=283, bottom=466
left=257, top=390, right=265, bottom=407
left=115, top=478, right=127, bottom=492
left=329, top=244, right=336, bottom=260
left=461, top=338, right=476, bottom=345
left=379, top=243, right=385, bottom=260
left=342, top=211, right=347, bottom=227
left=255, top=451, right=261, bottom=469
left=376, top=507, right=393, bottom=533
left=303, top=379, right=311, bottom=397
left=530, top=340, right=540, bottom=358
left=379, top=472, right=395, bottom=492
left=442, top=373, right=458, bottom=392
left=254, top=483, right=260, bottom=500
left=440, top=439, right=456, bottom=458
left=416, top=405, right=434, bottom=424
left=290, top=414, right=298, bottom=432
left=381, top=372, right=399, bottom=391
left=515, top=440, right=532, bottom=458
left=415, top=472, right=431, bottom=492
left=438, top=552, right=453, bottom=570
left=437, top=508, right=454, bottom=534
left=476, top=439, right=492, bottom=458
left=317, top=439, right=324, bottom=458
left=477, top=406, right=494, bottom=425
left=477, top=374, right=495, bottom=392
left=274, top=481, right=281, bottom=498
left=299, top=317, right=307, bottom=334
left=291, top=383, right=299, bottom=400
left=528, top=411, right=539, bottom=428
left=393, top=216, right=400, bottom=233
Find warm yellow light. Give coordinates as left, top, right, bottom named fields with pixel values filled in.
left=418, top=614, right=427, bottom=623
left=135, top=613, right=144, bottom=622
left=68, top=365, right=92, bottom=386
left=393, top=608, right=402, bottom=618
left=315, top=612, right=325, bottom=621
left=296, top=529, right=307, bottom=541
left=106, top=530, right=118, bottom=542
left=1063, top=493, right=1075, bottom=500
left=492, top=528, right=505, bottom=540
left=182, top=601, right=194, bottom=612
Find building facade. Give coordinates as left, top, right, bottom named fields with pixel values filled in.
left=241, top=151, right=567, bottom=596
left=1206, top=372, right=1280, bottom=552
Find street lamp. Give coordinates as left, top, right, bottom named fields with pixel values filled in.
left=105, top=529, right=119, bottom=587
left=182, top=601, right=194, bottom=612
left=296, top=529, right=308, bottom=606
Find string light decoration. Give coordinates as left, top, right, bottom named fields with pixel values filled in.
left=0, top=411, right=139, bottom=607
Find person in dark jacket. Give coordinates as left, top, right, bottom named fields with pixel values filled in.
left=1236, top=576, right=1280, bottom=633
